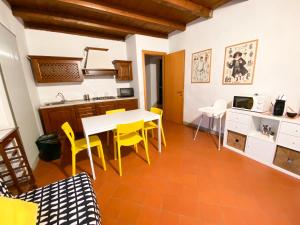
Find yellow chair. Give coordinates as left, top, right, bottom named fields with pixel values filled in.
left=145, top=107, right=166, bottom=147
left=114, top=120, right=150, bottom=176
left=61, top=122, right=106, bottom=176
left=106, top=108, right=126, bottom=158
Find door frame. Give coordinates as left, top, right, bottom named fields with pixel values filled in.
left=142, top=50, right=166, bottom=110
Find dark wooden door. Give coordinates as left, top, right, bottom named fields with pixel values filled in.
left=39, top=106, right=77, bottom=134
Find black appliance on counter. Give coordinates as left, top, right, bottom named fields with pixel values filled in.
left=117, top=88, right=134, bottom=98
left=273, top=99, right=286, bottom=116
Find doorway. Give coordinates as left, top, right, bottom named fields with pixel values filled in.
left=142, top=50, right=185, bottom=124
left=145, top=55, right=163, bottom=110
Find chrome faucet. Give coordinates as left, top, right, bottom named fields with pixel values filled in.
left=56, top=92, right=65, bottom=103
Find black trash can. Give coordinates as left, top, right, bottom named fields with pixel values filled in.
left=36, top=134, right=61, bottom=161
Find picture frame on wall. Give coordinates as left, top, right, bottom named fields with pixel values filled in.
left=222, top=39, right=258, bottom=85
left=191, top=48, right=212, bottom=83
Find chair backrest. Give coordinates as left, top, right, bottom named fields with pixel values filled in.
left=106, top=108, right=126, bottom=115
left=150, top=107, right=163, bottom=117
left=117, top=120, right=144, bottom=136
left=0, top=178, right=12, bottom=198
left=213, top=99, right=227, bottom=111
left=61, top=122, right=75, bottom=148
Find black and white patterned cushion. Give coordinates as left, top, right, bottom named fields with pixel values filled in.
left=18, top=172, right=101, bottom=225
left=0, top=177, right=12, bottom=198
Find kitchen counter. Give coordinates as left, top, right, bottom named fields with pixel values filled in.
left=39, top=97, right=138, bottom=109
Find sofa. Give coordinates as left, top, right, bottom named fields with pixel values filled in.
left=0, top=172, right=101, bottom=225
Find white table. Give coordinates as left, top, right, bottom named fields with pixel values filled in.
left=82, top=109, right=161, bottom=180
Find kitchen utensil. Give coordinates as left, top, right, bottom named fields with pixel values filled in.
left=287, top=112, right=297, bottom=118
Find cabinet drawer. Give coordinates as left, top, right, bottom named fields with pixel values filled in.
left=226, top=120, right=249, bottom=135
left=227, top=131, right=246, bottom=151
left=280, top=122, right=300, bottom=137
left=277, top=133, right=300, bottom=152
left=274, top=146, right=300, bottom=175
left=227, top=112, right=251, bottom=124
left=245, top=136, right=276, bottom=164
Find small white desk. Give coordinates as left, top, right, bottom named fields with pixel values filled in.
left=82, top=109, right=161, bottom=180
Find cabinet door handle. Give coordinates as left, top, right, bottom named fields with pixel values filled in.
left=235, top=139, right=239, bottom=143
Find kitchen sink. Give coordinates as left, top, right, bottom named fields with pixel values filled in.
left=45, top=101, right=65, bottom=106
left=44, top=99, right=84, bottom=106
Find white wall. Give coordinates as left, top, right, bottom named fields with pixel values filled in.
left=0, top=72, right=14, bottom=129
left=25, top=29, right=131, bottom=104
left=169, top=0, right=300, bottom=128
left=0, top=0, right=40, bottom=167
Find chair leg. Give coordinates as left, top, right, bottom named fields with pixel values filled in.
left=113, top=138, right=117, bottom=160
left=151, top=129, right=154, bottom=138
left=161, top=126, right=166, bottom=147
left=143, top=139, right=150, bottom=165
left=72, top=153, right=76, bottom=176
left=194, top=115, right=203, bottom=140
left=106, top=132, right=109, bottom=146
left=145, top=130, right=148, bottom=147
left=134, top=144, right=138, bottom=153
left=218, top=116, right=222, bottom=151
left=97, top=144, right=106, bottom=171
left=117, top=145, right=122, bottom=176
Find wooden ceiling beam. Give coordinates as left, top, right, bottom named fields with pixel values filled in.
left=54, top=0, right=185, bottom=31
left=211, top=0, right=231, bottom=9
left=24, top=22, right=125, bottom=41
left=13, top=9, right=168, bottom=38
left=151, top=0, right=212, bottom=18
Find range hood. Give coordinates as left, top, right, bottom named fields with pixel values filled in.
left=82, top=47, right=117, bottom=76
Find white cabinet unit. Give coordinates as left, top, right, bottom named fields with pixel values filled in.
left=245, top=136, right=276, bottom=164
left=224, top=109, right=300, bottom=179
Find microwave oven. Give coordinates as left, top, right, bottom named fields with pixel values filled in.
left=117, top=88, right=134, bottom=98
left=232, top=95, right=270, bottom=112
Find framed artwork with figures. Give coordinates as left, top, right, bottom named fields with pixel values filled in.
left=222, top=40, right=258, bottom=85
left=191, top=48, right=212, bottom=83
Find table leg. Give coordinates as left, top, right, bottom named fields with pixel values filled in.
left=157, top=118, right=162, bottom=153
left=85, top=133, right=96, bottom=180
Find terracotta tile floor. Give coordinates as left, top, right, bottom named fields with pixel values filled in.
left=34, top=121, right=300, bottom=225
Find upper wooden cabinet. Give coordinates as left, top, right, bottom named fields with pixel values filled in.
left=112, top=60, right=133, bottom=81
left=28, top=56, right=84, bottom=83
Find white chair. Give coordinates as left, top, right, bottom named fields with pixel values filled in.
left=193, top=99, right=227, bottom=150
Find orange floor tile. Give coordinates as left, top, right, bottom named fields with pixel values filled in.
left=34, top=121, right=300, bottom=225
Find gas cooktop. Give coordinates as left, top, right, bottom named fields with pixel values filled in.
left=92, top=96, right=117, bottom=100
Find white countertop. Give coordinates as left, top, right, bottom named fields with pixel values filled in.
left=39, top=97, right=138, bottom=109
left=228, top=108, right=300, bottom=124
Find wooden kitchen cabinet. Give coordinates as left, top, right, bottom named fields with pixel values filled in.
left=74, top=104, right=96, bottom=132
left=39, top=106, right=77, bottom=134
left=112, top=60, right=133, bottom=81
left=116, top=99, right=138, bottom=111
left=95, top=101, right=116, bottom=115
left=28, top=56, right=84, bottom=83
left=39, top=99, right=138, bottom=134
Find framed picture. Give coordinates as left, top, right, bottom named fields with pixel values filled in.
left=191, top=48, right=212, bottom=83
left=222, top=40, right=258, bottom=85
